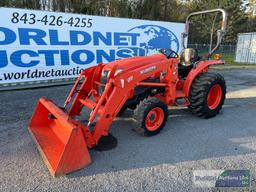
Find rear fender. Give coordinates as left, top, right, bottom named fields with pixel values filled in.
left=183, top=60, right=224, bottom=96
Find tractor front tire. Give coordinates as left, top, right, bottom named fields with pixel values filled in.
left=134, top=98, right=168, bottom=136
left=189, top=72, right=226, bottom=118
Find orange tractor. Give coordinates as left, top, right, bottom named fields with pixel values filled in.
left=29, top=9, right=227, bottom=177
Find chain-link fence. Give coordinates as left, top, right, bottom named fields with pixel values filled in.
left=188, top=44, right=236, bottom=54
left=188, top=44, right=237, bottom=64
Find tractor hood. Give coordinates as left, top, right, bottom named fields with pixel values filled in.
left=102, top=54, right=167, bottom=72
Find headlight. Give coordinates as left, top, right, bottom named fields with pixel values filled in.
left=101, top=70, right=110, bottom=84
left=99, top=70, right=110, bottom=95
left=114, top=68, right=123, bottom=76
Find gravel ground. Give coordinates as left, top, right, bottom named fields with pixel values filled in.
left=0, top=68, right=256, bottom=192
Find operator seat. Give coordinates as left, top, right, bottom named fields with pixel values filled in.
left=180, top=48, right=200, bottom=66
left=178, top=48, right=200, bottom=78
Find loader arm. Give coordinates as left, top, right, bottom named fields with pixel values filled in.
left=77, top=57, right=179, bottom=143
left=28, top=54, right=179, bottom=177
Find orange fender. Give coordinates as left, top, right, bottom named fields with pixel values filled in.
left=183, top=60, right=224, bottom=96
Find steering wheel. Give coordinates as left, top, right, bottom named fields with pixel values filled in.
left=159, top=48, right=179, bottom=59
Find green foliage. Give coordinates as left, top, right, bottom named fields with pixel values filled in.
left=0, top=0, right=254, bottom=44
left=183, top=0, right=250, bottom=44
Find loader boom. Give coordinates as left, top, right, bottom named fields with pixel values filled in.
left=28, top=9, right=227, bottom=177
left=66, top=54, right=179, bottom=146
left=28, top=54, right=181, bottom=176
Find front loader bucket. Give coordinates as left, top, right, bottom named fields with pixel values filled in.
left=28, top=97, right=92, bottom=177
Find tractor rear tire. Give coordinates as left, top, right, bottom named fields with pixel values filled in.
left=189, top=72, right=226, bottom=118
left=133, top=98, right=168, bottom=136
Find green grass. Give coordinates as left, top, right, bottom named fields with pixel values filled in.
left=221, top=53, right=256, bottom=66
left=198, top=51, right=256, bottom=66
left=222, top=54, right=236, bottom=64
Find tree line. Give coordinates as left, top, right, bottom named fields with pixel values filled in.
left=0, top=0, right=255, bottom=44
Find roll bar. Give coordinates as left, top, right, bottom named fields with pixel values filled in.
left=181, top=9, right=228, bottom=58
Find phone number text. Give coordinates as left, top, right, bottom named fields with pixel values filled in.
left=11, top=12, right=93, bottom=28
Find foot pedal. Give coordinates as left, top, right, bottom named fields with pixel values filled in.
left=94, top=134, right=118, bottom=151
left=174, top=98, right=190, bottom=107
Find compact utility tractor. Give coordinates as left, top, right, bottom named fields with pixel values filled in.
left=29, top=9, right=227, bottom=177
